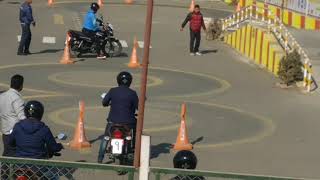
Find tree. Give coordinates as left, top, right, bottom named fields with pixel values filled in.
left=278, top=49, right=303, bottom=86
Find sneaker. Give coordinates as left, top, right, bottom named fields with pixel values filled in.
left=195, top=52, right=202, bottom=56
left=97, top=55, right=106, bottom=59
left=190, top=53, right=195, bottom=56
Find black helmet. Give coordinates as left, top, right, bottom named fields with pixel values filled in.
left=117, top=71, right=133, bottom=87
left=173, top=150, right=197, bottom=169
left=24, top=100, right=44, bottom=120
left=90, top=2, right=100, bottom=12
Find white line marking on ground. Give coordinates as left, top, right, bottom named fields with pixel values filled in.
left=138, top=41, right=152, bottom=48
left=42, top=37, right=56, bottom=44
left=119, top=40, right=128, bottom=48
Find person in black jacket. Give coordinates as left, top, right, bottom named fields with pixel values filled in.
left=180, top=4, right=206, bottom=56
left=97, top=71, right=139, bottom=163
left=8, top=101, right=63, bottom=159
left=17, top=0, right=36, bottom=56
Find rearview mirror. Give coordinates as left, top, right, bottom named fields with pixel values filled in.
left=56, top=133, right=67, bottom=140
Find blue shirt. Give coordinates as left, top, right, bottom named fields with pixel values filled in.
left=19, top=2, right=34, bottom=25
left=102, top=86, right=139, bottom=124
left=83, top=9, right=99, bottom=31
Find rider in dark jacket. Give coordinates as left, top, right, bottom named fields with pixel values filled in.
left=8, top=101, right=63, bottom=159
left=98, top=71, right=139, bottom=163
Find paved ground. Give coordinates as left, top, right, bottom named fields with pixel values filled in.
left=1, top=0, right=320, bottom=179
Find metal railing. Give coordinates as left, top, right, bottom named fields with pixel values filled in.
left=150, top=167, right=304, bottom=180
left=221, top=5, right=315, bottom=92
left=0, top=157, right=310, bottom=180
left=0, top=156, right=136, bottom=180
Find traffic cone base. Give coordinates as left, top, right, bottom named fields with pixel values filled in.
left=69, top=101, right=91, bottom=150
left=98, top=0, right=104, bottom=6
left=173, top=103, right=193, bottom=151
left=48, top=0, right=53, bottom=6
left=125, top=0, right=133, bottom=4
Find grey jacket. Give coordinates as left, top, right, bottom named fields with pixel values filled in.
left=0, top=88, right=26, bottom=135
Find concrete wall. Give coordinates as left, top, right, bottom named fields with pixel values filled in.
left=224, top=24, right=286, bottom=76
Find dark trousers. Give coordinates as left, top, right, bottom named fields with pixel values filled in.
left=190, top=30, right=201, bottom=53
left=18, top=24, right=32, bottom=53
left=82, top=28, right=102, bottom=55
left=1, top=135, right=16, bottom=180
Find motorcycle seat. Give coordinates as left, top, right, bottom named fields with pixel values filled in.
left=69, top=30, right=92, bottom=41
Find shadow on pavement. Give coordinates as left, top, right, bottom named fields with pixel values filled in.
left=191, top=136, right=204, bottom=145
left=89, top=135, right=104, bottom=144
left=201, top=49, right=218, bottom=54
left=150, top=143, right=173, bottom=159
left=32, top=49, right=63, bottom=54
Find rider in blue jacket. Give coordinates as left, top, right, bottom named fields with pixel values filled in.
left=82, top=3, right=106, bottom=59
left=8, top=101, right=63, bottom=159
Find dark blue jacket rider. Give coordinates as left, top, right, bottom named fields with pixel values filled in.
left=19, top=2, right=34, bottom=25
left=102, top=86, right=139, bottom=125
left=8, top=118, right=63, bottom=159
left=83, top=9, right=100, bottom=31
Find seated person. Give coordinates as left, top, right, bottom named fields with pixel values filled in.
left=82, top=2, right=106, bottom=59
left=8, top=100, right=63, bottom=159
left=98, top=71, right=139, bottom=163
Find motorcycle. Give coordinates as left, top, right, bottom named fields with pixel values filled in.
left=14, top=133, right=75, bottom=180
left=104, top=123, right=135, bottom=166
left=68, top=16, right=122, bottom=58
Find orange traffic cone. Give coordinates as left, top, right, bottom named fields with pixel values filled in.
left=69, top=101, right=91, bottom=150
left=125, top=0, right=133, bottom=4
left=98, top=0, right=104, bottom=7
left=173, top=103, right=193, bottom=151
left=60, top=33, right=74, bottom=65
left=189, top=0, right=195, bottom=12
left=236, top=2, right=241, bottom=12
left=48, top=0, right=53, bottom=6
left=128, top=37, right=141, bottom=68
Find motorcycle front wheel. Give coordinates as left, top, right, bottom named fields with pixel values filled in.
left=104, top=40, right=122, bottom=57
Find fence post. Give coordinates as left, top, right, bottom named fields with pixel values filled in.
left=307, top=63, right=312, bottom=92
left=303, top=61, right=308, bottom=87
left=139, top=135, right=150, bottom=180
left=155, top=173, right=161, bottom=180
left=128, top=171, right=135, bottom=180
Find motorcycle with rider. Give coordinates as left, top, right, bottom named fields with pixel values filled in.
left=68, top=3, right=122, bottom=59
left=98, top=71, right=138, bottom=167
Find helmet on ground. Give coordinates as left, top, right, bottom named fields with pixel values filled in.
left=24, top=100, right=44, bottom=120
left=90, top=3, right=100, bottom=12
left=173, top=150, right=197, bottom=169
left=117, top=71, right=133, bottom=87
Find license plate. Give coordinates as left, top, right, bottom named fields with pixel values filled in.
left=111, top=139, right=124, bottom=154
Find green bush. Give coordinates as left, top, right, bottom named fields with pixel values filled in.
left=278, top=50, right=303, bottom=86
